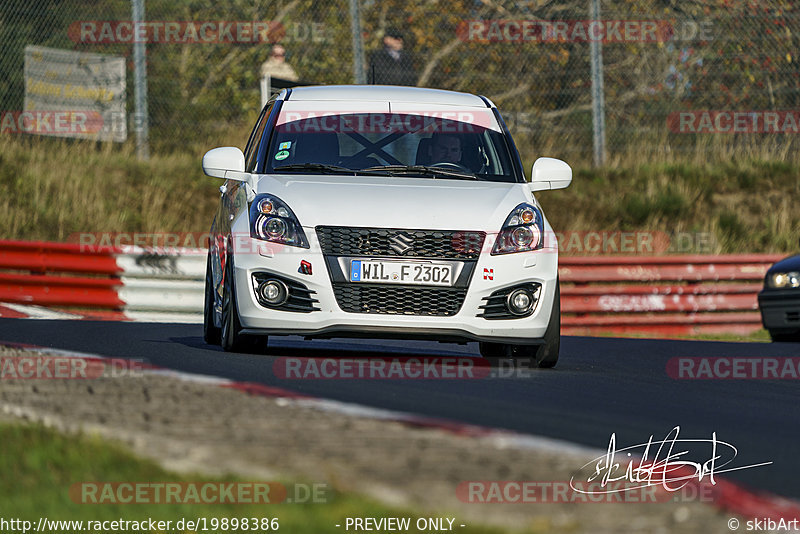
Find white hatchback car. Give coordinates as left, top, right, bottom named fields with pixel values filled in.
left=202, top=85, right=571, bottom=367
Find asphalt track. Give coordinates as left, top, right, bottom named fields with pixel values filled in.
left=1, top=317, right=798, bottom=500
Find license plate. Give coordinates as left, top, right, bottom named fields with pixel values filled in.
left=350, top=260, right=454, bottom=286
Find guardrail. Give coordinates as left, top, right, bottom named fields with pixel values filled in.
left=560, top=255, right=782, bottom=336
left=0, top=240, right=203, bottom=322
left=0, top=240, right=782, bottom=336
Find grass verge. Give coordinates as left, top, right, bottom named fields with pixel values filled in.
left=1, top=135, right=797, bottom=254
left=536, top=161, right=800, bottom=255
left=583, top=329, right=772, bottom=343
left=0, top=421, right=510, bottom=533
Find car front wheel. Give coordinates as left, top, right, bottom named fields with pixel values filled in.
left=479, top=281, right=560, bottom=368
left=532, top=281, right=560, bottom=368
left=220, top=253, right=265, bottom=353
left=203, top=253, right=221, bottom=345
left=769, top=330, right=800, bottom=342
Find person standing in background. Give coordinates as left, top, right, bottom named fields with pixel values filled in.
left=260, top=44, right=299, bottom=82
left=368, top=28, right=417, bottom=86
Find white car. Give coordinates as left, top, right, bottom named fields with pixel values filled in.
left=202, top=85, right=571, bottom=367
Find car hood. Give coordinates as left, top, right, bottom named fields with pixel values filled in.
left=254, top=174, right=533, bottom=230
left=767, top=253, right=800, bottom=274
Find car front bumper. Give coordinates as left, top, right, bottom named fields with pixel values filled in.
left=758, top=289, right=800, bottom=333
left=230, top=235, right=559, bottom=345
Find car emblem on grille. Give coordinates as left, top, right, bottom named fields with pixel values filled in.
left=388, top=232, right=414, bottom=255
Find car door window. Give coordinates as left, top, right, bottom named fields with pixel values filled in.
left=244, top=103, right=273, bottom=171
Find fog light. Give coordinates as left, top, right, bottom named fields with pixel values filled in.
left=259, top=279, right=289, bottom=306
left=506, top=288, right=534, bottom=316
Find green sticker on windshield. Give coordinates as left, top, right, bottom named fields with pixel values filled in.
left=274, top=150, right=290, bottom=160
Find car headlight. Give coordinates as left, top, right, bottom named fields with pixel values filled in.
left=491, top=203, right=544, bottom=255
left=768, top=271, right=800, bottom=289
left=249, top=194, right=309, bottom=248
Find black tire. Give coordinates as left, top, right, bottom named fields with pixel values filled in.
left=533, top=281, right=560, bottom=368
left=480, top=281, right=561, bottom=369
left=220, top=253, right=265, bottom=353
left=769, top=330, right=800, bottom=343
left=203, top=253, right=221, bottom=345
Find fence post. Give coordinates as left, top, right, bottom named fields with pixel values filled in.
left=132, top=0, right=150, bottom=160
left=589, top=0, right=606, bottom=167
left=349, top=0, right=366, bottom=84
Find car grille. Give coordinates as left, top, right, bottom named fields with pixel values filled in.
left=316, top=226, right=485, bottom=260
left=332, top=283, right=467, bottom=316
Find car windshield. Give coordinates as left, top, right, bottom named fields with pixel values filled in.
left=264, top=109, right=519, bottom=183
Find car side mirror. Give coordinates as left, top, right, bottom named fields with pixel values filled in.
left=203, top=147, right=245, bottom=179
left=529, top=157, right=572, bottom=192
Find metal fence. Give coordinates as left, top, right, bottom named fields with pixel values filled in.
left=2, top=0, right=800, bottom=166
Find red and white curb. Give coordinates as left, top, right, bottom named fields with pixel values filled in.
left=0, top=302, right=200, bottom=323
left=1, top=341, right=799, bottom=523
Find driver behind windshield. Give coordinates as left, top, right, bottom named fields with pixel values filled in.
left=429, top=133, right=462, bottom=164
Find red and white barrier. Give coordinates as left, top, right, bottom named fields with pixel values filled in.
left=559, top=254, right=782, bottom=336
left=0, top=240, right=204, bottom=323
left=0, top=240, right=782, bottom=335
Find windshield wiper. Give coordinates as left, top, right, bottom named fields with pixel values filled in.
left=360, top=165, right=477, bottom=180
left=273, top=163, right=355, bottom=174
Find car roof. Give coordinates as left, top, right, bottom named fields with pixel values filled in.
left=284, top=85, right=492, bottom=108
